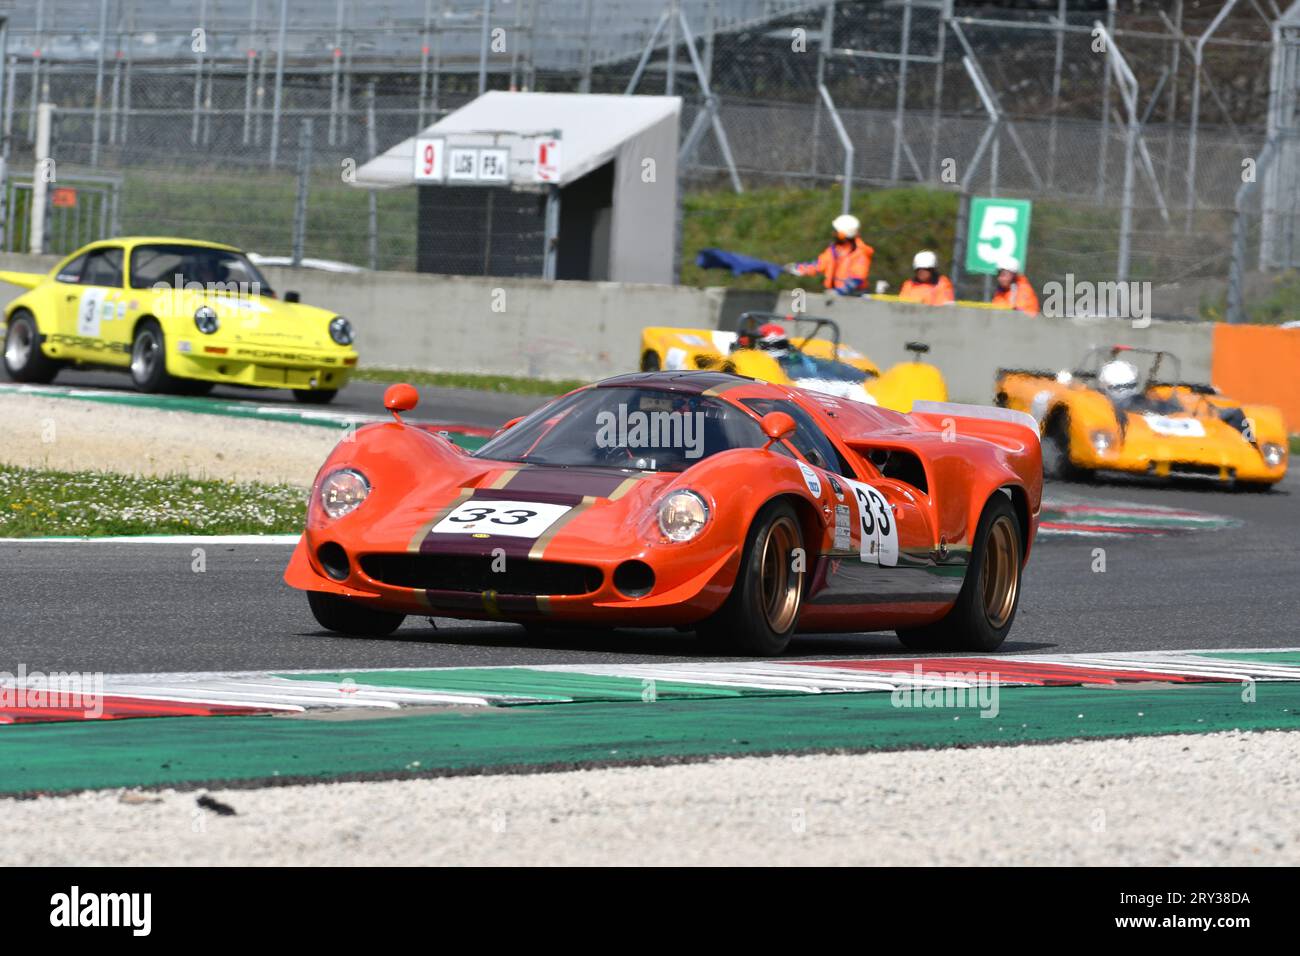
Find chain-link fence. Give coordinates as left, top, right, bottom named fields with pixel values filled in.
left=0, top=0, right=1288, bottom=320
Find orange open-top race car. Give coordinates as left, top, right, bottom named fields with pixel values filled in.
left=286, top=371, right=1043, bottom=655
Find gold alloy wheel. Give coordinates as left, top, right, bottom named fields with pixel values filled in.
left=757, top=515, right=803, bottom=633
left=981, top=514, right=1021, bottom=629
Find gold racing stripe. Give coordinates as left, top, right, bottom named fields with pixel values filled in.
left=487, top=468, right=521, bottom=490
left=606, top=477, right=641, bottom=501
left=482, top=590, right=501, bottom=617
left=407, top=487, right=474, bottom=552
left=528, top=494, right=596, bottom=560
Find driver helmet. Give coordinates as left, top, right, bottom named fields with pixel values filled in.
left=756, top=322, right=790, bottom=351
left=1098, top=359, right=1140, bottom=399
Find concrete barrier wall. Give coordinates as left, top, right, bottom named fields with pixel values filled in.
left=0, top=251, right=1215, bottom=404
left=771, top=293, right=1217, bottom=403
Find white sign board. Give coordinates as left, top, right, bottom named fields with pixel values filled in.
left=534, top=138, right=562, bottom=183
left=478, top=148, right=510, bottom=183
left=447, top=147, right=479, bottom=181
left=413, top=138, right=445, bottom=181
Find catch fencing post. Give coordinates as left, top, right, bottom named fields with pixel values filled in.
left=817, top=84, right=853, bottom=215
left=542, top=183, right=561, bottom=280
left=270, top=0, right=288, bottom=167
left=30, top=102, right=52, bottom=255
left=91, top=0, right=107, bottom=165
left=366, top=81, right=378, bottom=271
left=292, top=118, right=313, bottom=267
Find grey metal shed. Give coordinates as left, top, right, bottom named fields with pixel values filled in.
left=355, top=91, right=681, bottom=284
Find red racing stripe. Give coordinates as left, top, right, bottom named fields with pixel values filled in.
left=0, top=695, right=278, bottom=725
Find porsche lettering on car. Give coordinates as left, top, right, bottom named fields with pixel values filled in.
left=996, top=345, right=1288, bottom=488
left=1, top=237, right=359, bottom=403
left=286, top=371, right=1043, bottom=655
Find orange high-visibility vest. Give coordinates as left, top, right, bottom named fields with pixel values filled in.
left=991, top=275, right=1039, bottom=316
left=795, top=237, right=873, bottom=295
left=899, top=275, right=955, bottom=306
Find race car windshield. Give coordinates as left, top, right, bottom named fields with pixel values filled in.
left=474, top=387, right=768, bottom=472
left=128, top=244, right=274, bottom=295
left=777, top=351, right=868, bottom=384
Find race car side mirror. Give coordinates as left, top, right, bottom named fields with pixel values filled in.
left=760, top=411, right=797, bottom=447
left=284, top=291, right=301, bottom=303
left=383, top=383, right=419, bottom=423
left=501, top=415, right=525, bottom=431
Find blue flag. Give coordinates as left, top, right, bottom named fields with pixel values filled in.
left=695, top=248, right=783, bottom=281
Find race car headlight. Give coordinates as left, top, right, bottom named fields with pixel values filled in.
left=658, top=490, right=709, bottom=543
left=194, top=305, right=219, bottom=335
left=319, top=468, right=369, bottom=519
left=329, top=316, right=354, bottom=346
left=1262, top=442, right=1285, bottom=468
left=1090, top=430, right=1116, bottom=454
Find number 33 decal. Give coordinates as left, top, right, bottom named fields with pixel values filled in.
left=845, top=479, right=899, bottom=567
left=430, top=499, right=573, bottom=539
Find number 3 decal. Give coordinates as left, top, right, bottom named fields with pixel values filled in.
left=845, top=479, right=899, bottom=567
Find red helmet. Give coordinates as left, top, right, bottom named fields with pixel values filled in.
left=758, top=323, right=786, bottom=339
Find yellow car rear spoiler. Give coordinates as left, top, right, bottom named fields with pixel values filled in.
left=0, top=270, right=44, bottom=290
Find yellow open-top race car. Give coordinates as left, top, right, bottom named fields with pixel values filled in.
left=996, top=345, right=1288, bottom=488
left=1, top=237, right=358, bottom=403
left=639, top=312, right=947, bottom=412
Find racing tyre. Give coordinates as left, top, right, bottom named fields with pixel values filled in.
left=3, top=310, right=60, bottom=384
left=307, top=591, right=405, bottom=636
left=697, top=500, right=805, bottom=655
left=1042, top=413, right=1088, bottom=483
left=129, top=319, right=182, bottom=393
left=293, top=389, right=338, bottom=405
left=897, top=493, right=1023, bottom=653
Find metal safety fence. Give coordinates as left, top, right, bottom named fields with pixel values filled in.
left=0, top=1, right=1289, bottom=321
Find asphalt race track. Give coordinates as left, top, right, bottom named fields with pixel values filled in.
left=1, top=370, right=1295, bottom=673
left=0, top=365, right=549, bottom=429
left=4, top=473, right=1295, bottom=675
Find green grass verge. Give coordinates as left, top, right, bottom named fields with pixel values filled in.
left=1291, top=435, right=1300, bottom=456
left=351, top=366, right=586, bottom=396
left=0, top=465, right=306, bottom=538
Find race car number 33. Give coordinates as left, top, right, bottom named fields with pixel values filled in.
left=431, top=499, right=572, bottom=539
left=844, top=478, right=899, bottom=567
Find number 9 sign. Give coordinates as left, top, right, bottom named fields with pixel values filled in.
left=412, top=138, right=445, bottom=182
left=965, top=197, right=1032, bottom=275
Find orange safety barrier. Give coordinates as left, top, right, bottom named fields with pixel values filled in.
left=1212, top=324, right=1300, bottom=432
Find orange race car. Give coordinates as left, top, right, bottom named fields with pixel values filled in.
left=286, top=372, right=1042, bottom=655
left=996, top=345, right=1288, bottom=489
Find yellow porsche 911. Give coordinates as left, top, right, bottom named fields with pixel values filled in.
left=1, top=237, right=358, bottom=403
left=639, top=312, right=947, bottom=413
left=996, top=345, right=1288, bottom=489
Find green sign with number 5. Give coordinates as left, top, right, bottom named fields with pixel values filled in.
left=965, top=197, right=1032, bottom=275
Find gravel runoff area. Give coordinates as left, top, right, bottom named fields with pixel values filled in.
left=0, top=393, right=340, bottom=487
left=4, top=729, right=1297, bottom=866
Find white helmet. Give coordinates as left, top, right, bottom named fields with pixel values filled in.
left=1098, top=359, right=1139, bottom=395
left=831, top=214, right=860, bottom=239
left=913, top=250, right=938, bottom=271
left=996, top=255, right=1021, bottom=274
